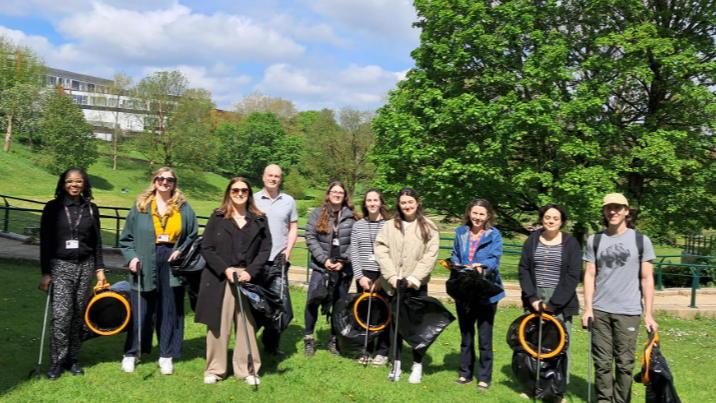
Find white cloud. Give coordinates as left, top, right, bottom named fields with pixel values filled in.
left=267, top=14, right=352, bottom=48
left=0, top=0, right=176, bottom=17
left=254, top=62, right=403, bottom=111
left=55, top=3, right=305, bottom=65
left=300, top=0, right=419, bottom=43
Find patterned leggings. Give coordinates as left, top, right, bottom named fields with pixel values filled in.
left=50, top=258, right=94, bottom=364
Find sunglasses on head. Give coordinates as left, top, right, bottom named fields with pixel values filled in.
left=231, top=188, right=250, bottom=196
left=156, top=176, right=176, bottom=184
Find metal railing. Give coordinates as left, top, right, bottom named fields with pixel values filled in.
left=3, top=194, right=713, bottom=308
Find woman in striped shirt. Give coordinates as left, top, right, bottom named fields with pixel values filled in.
left=350, top=189, right=392, bottom=366
left=517, top=204, right=582, bottom=402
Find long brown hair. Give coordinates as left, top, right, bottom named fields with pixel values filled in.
left=461, top=198, right=497, bottom=229
left=316, top=181, right=360, bottom=234
left=216, top=177, right=265, bottom=219
left=136, top=167, right=186, bottom=214
left=393, top=187, right=433, bottom=243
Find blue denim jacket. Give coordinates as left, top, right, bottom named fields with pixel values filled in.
left=451, top=225, right=505, bottom=304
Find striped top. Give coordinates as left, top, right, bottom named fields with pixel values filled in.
left=350, top=218, right=386, bottom=278
left=534, top=241, right=562, bottom=289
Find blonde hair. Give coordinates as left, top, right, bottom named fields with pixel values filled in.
left=136, top=167, right=186, bottom=214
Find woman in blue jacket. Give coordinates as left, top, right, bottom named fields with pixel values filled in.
left=450, top=198, right=504, bottom=390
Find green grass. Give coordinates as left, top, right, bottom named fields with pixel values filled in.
left=1, top=258, right=715, bottom=402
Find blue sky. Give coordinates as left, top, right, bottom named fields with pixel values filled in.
left=0, top=0, right=421, bottom=110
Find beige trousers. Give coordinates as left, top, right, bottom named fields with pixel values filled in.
left=205, top=279, right=262, bottom=379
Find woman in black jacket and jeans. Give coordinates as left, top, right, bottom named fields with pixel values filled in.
left=304, top=181, right=359, bottom=357
left=517, top=204, right=582, bottom=402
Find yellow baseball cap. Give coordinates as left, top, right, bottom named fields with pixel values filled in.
left=602, top=193, right=629, bottom=206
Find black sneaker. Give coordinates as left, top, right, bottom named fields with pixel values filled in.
left=47, top=362, right=64, bottom=381
left=327, top=336, right=341, bottom=356
left=304, top=337, right=316, bottom=357
left=265, top=348, right=285, bottom=356
left=65, top=359, right=84, bottom=376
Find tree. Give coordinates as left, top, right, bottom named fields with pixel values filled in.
left=233, top=91, right=298, bottom=123
left=171, top=88, right=221, bottom=171
left=282, top=167, right=308, bottom=200
left=302, top=107, right=376, bottom=195
left=372, top=0, right=716, bottom=242
left=0, top=36, right=45, bottom=152
left=39, top=92, right=98, bottom=173
left=216, top=112, right=301, bottom=179
left=108, top=72, right=133, bottom=170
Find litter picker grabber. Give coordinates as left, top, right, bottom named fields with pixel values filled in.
left=361, top=280, right=375, bottom=367
left=534, top=303, right=544, bottom=402
left=233, top=272, right=258, bottom=391
left=586, top=317, right=593, bottom=403
left=136, top=261, right=143, bottom=364
left=389, top=228, right=406, bottom=381
left=29, top=282, right=52, bottom=380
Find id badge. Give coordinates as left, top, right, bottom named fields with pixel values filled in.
left=369, top=253, right=375, bottom=261
left=65, top=240, right=79, bottom=249
left=332, top=238, right=340, bottom=246
left=157, top=234, right=170, bottom=242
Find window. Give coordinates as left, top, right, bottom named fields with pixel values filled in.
left=71, top=80, right=82, bottom=91
left=87, top=83, right=95, bottom=92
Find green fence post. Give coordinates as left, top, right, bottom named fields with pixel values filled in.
left=2, top=197, right=9, bottom=232
left=656, top=264, right=663, bottom=291
left=114, top=208, right=121, bottom=248
left=305, top=251, right=311, bottom=285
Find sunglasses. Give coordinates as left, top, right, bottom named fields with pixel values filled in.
left=231, top=188, right=250, bottom=196
left=156, top=176, right=176, bottom=184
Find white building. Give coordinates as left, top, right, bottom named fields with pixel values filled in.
left=46, top=68, right=147, bottom=141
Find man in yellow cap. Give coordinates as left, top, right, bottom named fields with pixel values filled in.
left=581, top=193, right=659, bottom=403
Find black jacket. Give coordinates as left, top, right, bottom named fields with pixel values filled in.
left=305, top=205, right=356, bottom=274
left=195, top=211, right=272, bottom=329
left=518, top=230, right=582, bottom=316
left=40, top=197, right=104, bottom=274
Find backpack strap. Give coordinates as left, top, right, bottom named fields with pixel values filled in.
left=635, top=231, right=644, bottom=263
left=593, top=232, right=603, bottom=268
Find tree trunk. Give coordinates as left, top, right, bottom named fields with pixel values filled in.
left=4, top=115, right=13, bottom=152
left=148, top=160, right=154, bottom=175
left=113, top=122, right=119, bottom=170
left=571, top=222, right=591, bottom=248
left=28, top=126, right=34, bottom=150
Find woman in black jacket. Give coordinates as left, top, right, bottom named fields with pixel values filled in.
left=38, top=168, right=106, bottom=380
left=196, top=177, right=272, bottom=386
left=303, top=181, right=359, bottom=357
left=517, top=204, right=582, bottom=401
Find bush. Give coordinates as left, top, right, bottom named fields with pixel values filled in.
left=282, top=168, right=308, bottom=200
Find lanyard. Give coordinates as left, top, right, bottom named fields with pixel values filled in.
left=155, top=204, right=170, bottom=233
left=332, top=210, right=342, bottom=235
left=64, top=204, right=85, bottom=240
left=367, top=219, right=381, bottom=254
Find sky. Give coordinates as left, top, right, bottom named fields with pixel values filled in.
left=0, top=0, right=421, bottom=111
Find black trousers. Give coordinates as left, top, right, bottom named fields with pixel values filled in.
left=354, top=270, right=390, bottom=356
left=124, top=245, right=185, bottom=358
left=304, top=269, right=352, bottom=336
left=457, top=301, right=498, bottom=383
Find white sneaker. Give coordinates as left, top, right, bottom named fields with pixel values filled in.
left=372, top=355, right=389, bottom=367
left=158, top=357, right=173, bottom=375
left=387, top=360, right=402, bottom=381
left=121, top=356, right=135, bottom=373
left=245, top=375, right=261, bottom=385
left=408, top=363, right=423, bottom=384
left=204, top=375, right=219, bottom=384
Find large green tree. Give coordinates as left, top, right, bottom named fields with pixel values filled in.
left=372, top=0, right=716, bottom=242
left=39, top=92, right=98, bottom=173
left=0, top=36, right=45, bottom=152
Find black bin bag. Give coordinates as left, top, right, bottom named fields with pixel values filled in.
left=306, top=270, right=341, bottom=317
left=394, top=281, right=456, bottom=355
left=333, top=292, right=392, bottom=355
left=445, top=265, right=503, bottom=310
left=634, top=332, right=681, bottom=403
left=507, top=312, right=570, bottom=399
left=239, top=282, right=285, bottom=323
left=255, top=259, right=294, bottom=333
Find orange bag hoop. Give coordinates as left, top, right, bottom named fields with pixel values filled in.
left=517, top=312, right=566, bottom=359
left=353, top=292, right=392, bottom=332
left=84, top=283, right=131, bottom=336
left=640, top=332, right=659, bottom=385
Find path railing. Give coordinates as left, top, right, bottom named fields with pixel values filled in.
left=2, top=194, right=713, bottom=308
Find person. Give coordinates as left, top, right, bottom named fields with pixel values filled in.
left=449, top=198, right=504, bottom=390
left=518, top=204, right=582, bottom=401
left=350, top=189, right=392, bottom=367
left=196, top=177, right=272, bottom=385
left=582, top=193, right=658, bottom=403
left=119, top=167, right=198, bottom=375
left=375, top=187, right=439, bottom=384
left=38, top=168, right=106, bottom=380
left=253, top=164, right=298, bottom=356
left=304, top=181, right=359, bottom=357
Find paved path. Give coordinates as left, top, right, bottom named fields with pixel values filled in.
left=2, top=232, right=714, bottom=319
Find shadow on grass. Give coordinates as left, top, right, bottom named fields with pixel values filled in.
left=89, top=174, right=114, bottom=192
left=499, top=363, right=591, bottom=401
left=180, top=171, right=222, bottom=200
